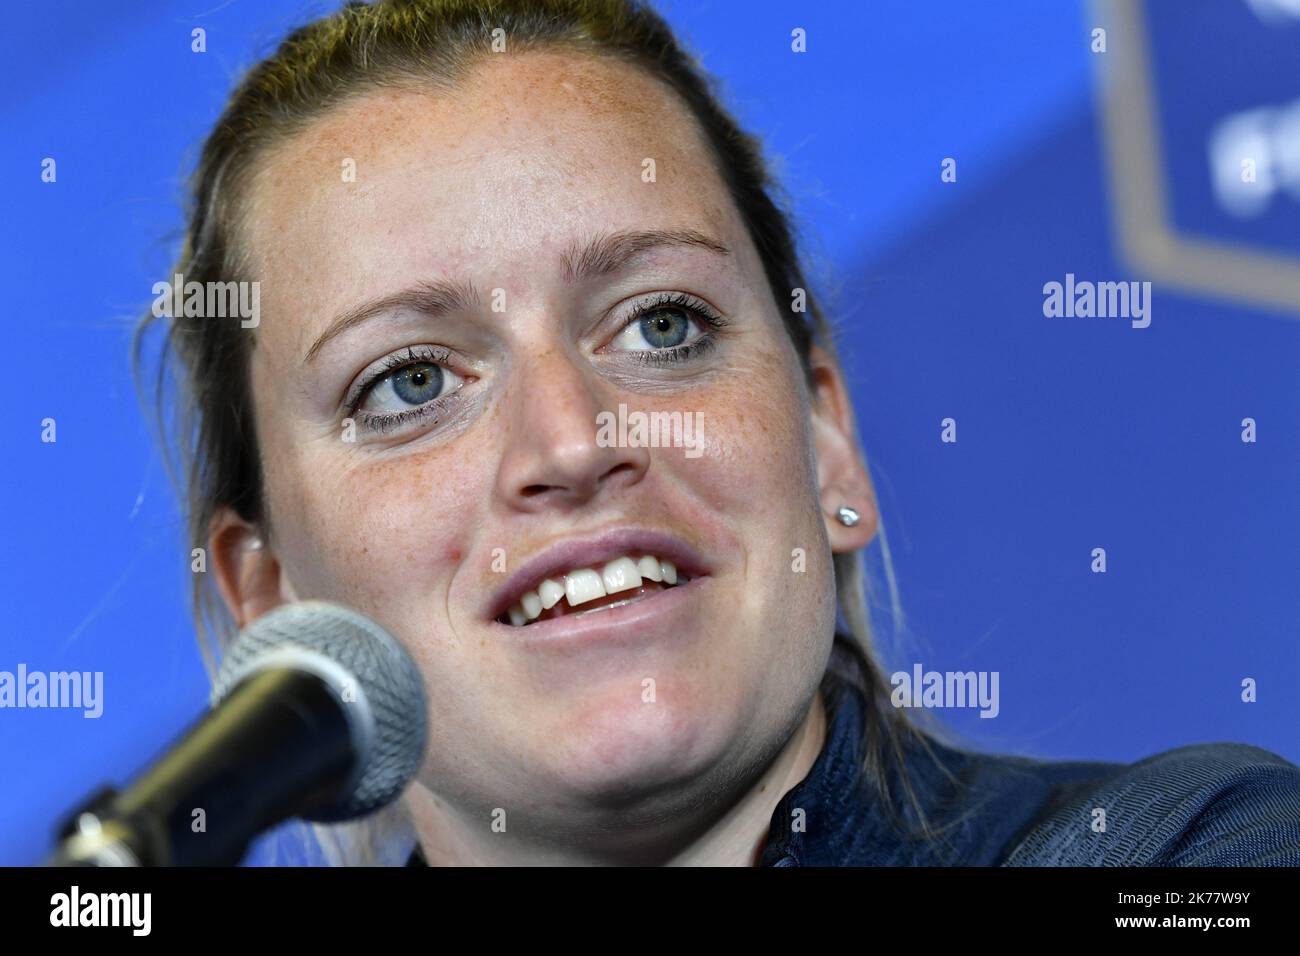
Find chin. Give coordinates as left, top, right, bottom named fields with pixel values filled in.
left=541, top=676, right=739, bottom=804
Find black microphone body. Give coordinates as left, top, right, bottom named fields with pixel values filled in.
left=51, top=668, right=355, bottom=866
left=46, top=601, right=429, bottom=867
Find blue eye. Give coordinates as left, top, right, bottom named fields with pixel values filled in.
left=391, top=363, right=443, bottom=404
left=609, top=293, right=722, bottom=354
left=358, top=350, right=464, bottom=418
left=635, top=309, right=690, bottom=348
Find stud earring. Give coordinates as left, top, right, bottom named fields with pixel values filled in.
left=836, top=505, right=860, bottom=527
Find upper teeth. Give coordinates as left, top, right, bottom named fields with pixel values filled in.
left=504, top=554, right=683, bottom=626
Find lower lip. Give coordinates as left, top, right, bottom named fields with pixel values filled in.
left=491, top=575, right=709, bottom=650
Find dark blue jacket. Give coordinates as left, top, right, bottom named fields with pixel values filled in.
left=409, top=637, right=1300, bottom=866
left=759, top=638, right=1300, bottom=866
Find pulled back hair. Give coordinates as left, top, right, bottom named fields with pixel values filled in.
left=135, top=0, right=961, bottom=865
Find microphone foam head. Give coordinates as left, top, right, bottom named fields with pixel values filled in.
left=211, top=601, right=428, bottom=822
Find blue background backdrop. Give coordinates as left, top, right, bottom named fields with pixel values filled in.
left=2, top=0, right=1296, bottom=865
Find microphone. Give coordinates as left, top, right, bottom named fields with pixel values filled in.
left=47, top=601, right=428, bottom=866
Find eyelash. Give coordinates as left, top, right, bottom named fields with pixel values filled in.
left=346, top=293, right=727, bottom=432
left=346, top=345, right=461, bottom=433
left=620, top=292, right=728, bottom=367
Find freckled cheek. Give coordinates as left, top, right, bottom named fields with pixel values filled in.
left=679, top=361, right=815, bottom=517
left=268, top=447, right=482, bottom=616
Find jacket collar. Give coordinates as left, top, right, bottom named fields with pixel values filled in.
left=758, top=638, right=876, bottom=866
left=758, top=635, right=970, bottom=867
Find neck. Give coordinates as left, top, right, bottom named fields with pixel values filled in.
left=405, top=687, right=829, bottom=866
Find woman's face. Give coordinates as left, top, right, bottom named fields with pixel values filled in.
left=219, top=51, right=876, bottom=847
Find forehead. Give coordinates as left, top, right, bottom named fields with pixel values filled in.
left=240, top=51, right=740, bottom=334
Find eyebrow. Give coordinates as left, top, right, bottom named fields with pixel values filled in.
left=302, top=228, right=731, bottom=365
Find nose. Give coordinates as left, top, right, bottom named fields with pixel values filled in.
left=494, top=343, right=650, bottom=513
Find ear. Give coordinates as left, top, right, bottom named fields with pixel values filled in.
left=807, top=344, right=879, bottom=552
left=209, top=507, right=295, bottom=629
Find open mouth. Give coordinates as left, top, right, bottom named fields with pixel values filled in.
left=495, top=554, right=694, bottom=627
